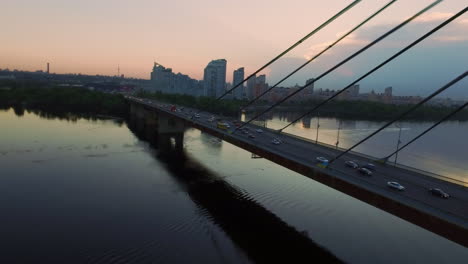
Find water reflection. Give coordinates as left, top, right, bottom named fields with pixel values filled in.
left=128, top=115, right=343, bottom=264
left=1, top=109, right=467, bottom=263
left=245, top=111, right=468, bottom=182
left=4, top=106, right=125, bottom=125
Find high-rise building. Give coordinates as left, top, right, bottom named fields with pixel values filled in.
left=232, top=67, right=244, bottom=99
left=203, top=59, right=227, bottom=98
left=305, top=78, right=315, bottom=94
left=150, top=62, right=173, bottom=93
left=150, top=62, right=200, bottom=95
left=254, top=74, right=267, bottom=98
left=246, top=75, right=256, bottom=100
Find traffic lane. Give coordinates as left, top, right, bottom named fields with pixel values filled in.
left=273, top=132, right=468, bottom=199
left=137, top=100, right=468, bottom=217
left=333, top=161, right=468, bottom=218
left=338, top=151, right=468, bottom=202
left=231, top=125, right=468, bottom=218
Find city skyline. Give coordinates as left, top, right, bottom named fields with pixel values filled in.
left=1, top=0, right=467, bottom=97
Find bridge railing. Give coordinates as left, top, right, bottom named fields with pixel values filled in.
left=280, top=131, right=468, bottom=187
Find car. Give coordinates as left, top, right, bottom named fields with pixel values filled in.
left=248, top=134, right=255, bottom=139
left=363, top=163, right=376, bottom=171
left=387, top=181, right=405, bottom=191
left=429, top=188, right=449, bottom=199
left=271, top=139, right=281, bottom=145
left=345, top=160, right=359, bottom=168
left=256, top=129, right=263, bottom=133
left=357, top=167, right=372, bottom=176
left=194, top=114, right=200, bottom=118
left=316, top=157, right=329, bottom=164
left=273, top=138, right=282, bottom=143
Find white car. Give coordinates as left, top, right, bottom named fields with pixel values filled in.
left=256, top=129, right=263, bottom=133
left=316, top=157, right=329, bottom=164
left=387, top=181, right=405, bottom=191
left=271, top=139, right=281, bottom=145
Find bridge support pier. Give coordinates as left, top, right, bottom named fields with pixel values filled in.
left=129, top=102, right=185, bottom=153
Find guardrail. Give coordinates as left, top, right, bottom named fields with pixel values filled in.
left=280, top=131, right=468, bottom=187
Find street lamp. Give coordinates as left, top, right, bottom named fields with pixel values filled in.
left=394, top=122, right=403, bottom=166
left=336, top=119, right=342, bottom=149
left=315, top=113, right=320, bottom=144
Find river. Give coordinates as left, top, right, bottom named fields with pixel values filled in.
left=0, top=109, right=466, bottom=263
left=244, top=111, right=468, bottom=184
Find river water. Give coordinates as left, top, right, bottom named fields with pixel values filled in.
left=0, top=109, right=466, bottom=263
left=245, top=111, right=468, bottom=184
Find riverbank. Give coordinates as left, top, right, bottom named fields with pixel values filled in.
left=137, top=91, right=468, bottom=121
left=0, top=83, right=127, bottom=118
left=1, top=82, right=466, bottom=122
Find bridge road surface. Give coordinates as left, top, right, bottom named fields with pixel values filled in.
left=127, top=96, right=468, bottom=246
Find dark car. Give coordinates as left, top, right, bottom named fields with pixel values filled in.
left=363, top=163, right=376, bottom=171
left=345, top=160, right=359, bottom=169
left=248, top=134, right=255, bottom=139
left=357, top=167, right=372, bottom=176
left=429, top=188, right=449, bottom=199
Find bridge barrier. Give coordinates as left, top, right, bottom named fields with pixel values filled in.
left=280, top=131, right=468, bottom=187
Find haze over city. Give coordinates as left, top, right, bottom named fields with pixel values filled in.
left=1, top=0, right=467, bottom=97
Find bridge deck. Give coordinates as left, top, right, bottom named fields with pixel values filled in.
left=127, top=96, right=468, bottom=247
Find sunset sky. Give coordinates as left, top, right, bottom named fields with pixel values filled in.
left=1, top=0, right=467, bottom=96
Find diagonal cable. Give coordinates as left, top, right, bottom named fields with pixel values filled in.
left=215, top=0, right=362, bottom=101
left=328, top=71, right=468, bottom=165
left=235, top=0, right=441, bottom=133
left=382, top=101, right=468, bottom=163
left=280, top=6, right=467, bottom=132
left=240, top=0, right=398, bottom=112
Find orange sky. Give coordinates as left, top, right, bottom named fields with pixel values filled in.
left=1, top=0, right=467, bottom=86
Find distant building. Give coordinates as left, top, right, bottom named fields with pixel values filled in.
left=254, top=74, right=267, bottom=98
left=305, top=78, right=315, bottom=94
left=232, top=67, right=244, bottom=99
left=246, top=75, right=256, bottom=100
left=203, top=59, right=227, bottom=98
left=150, top=62, right=173, bottom=93
left=150, top=62, right=201, bottom=96
left=338, top=84, right=360, bottom=100
left=383, top=86, right=393, bottom=103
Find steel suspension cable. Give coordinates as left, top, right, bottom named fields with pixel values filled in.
left=382, top=101, right=468, bottom=163
left=280, top=6, right=467, bottom=132
left=235, top=0, right=441, bottom=132
left=215, top=0, right=362, bottom=101
left=240, top=0, right=398, bottom=112
left=328, top=71, right=468, bottom=165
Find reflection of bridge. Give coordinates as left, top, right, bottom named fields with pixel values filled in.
left=127, top=96, right=468, bottom=247
left=127, top=121, right=343, bottom=263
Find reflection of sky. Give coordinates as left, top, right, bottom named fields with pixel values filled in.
left=248, top=113, right=468, bottom=181
left=1, top=109, right=467, bottom=263
left=184, top=128, right=468, bottom=264
left=0, top=109, right=249, bottom=263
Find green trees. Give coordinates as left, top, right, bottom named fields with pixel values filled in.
left=136, top=90, right=246, bottom=116
left=0, top=85, right=127, bottom=117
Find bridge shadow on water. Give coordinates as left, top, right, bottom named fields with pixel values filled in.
left=127, top=118, right=343, bottom=264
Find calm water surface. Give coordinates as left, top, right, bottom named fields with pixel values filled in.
left=0, top=109, right=466, bottom=263
left=247, top=112, right=468, bottom=184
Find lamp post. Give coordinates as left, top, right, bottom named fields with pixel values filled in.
left=336, top=119, right=342, bottom=149
left=394, top=123, right=403, bottom=166
left=315, top=113, right=320, bottom=144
